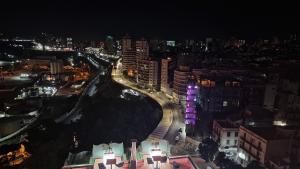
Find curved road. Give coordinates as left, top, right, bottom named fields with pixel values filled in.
left=111, top=67, right=185, bottom=145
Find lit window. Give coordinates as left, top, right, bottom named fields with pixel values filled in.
left=225, top=81, right=231, bottom=86
left=223, top=101, right=228, bottom=107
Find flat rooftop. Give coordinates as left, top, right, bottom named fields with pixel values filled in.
left=242, top=125, right=300, bottom=140
left=216, top=120, right=237, bottom=129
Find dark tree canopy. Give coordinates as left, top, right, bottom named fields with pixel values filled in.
left=198, top=137, right=218, bottom=161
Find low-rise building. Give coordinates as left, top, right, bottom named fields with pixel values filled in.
left=212, top=120, right=239, bottom=149
left=237, top=125, right=300, bottom=168
left=62, top=140, right=204, bottom=169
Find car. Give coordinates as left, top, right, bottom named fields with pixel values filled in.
left=225, top=151, right=234, bottom=157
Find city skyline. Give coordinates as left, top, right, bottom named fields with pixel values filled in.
left=1, top=1, right=300, bottom=169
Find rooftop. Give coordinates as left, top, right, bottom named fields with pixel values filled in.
left=215, top=120, right=238, bottom=129
left=241, top=125, right=300, bottom=140
left=62, top=140, right=205, bottom=169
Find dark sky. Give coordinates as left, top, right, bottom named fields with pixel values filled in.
left=0, top=0, right=299, bottom=40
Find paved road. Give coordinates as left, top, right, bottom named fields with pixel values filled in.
left=55, top=54, right=109, bottom=124
left=112, top=68, right=185, bottom=145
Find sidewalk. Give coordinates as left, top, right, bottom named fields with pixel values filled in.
left=111, top=69, right=173, bottom=142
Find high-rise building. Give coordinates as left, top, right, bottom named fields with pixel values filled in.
left=263, top=84, right=277, bottom=110
left=185, top=83, right=199, bottom=135
left=149, top=60, right=159, bottom=89
left=121, top=35, right=136, bottom=76
left=173, top=66, right=191, bottom=104
left=66, top=37, right=73, bottom=48
left=136, top=58, right=159, bottom=89
left=122, top=35, right=133, bottom=52
left=105, top=35, right=115, bottom=55
left=160, top=57, right=176, bottom=96
left=136, top=38, right=150, bottom=84
left=136, top=38, right=149, bottom=60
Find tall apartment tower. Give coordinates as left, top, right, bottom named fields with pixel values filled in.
left=121, top=35, right=136, bottom=76
left=136, top=38, right=149, bottom=60
left=161, top=57, right=176, bottom=96
left=136, top=39, right=150, bottom=86
left=173, top=65, right=191, bottom=104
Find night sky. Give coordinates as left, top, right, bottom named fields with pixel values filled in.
left=0, top=0, right=299, bottom=40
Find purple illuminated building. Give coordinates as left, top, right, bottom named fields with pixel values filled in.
left=185, top=84, right=199, bottom=134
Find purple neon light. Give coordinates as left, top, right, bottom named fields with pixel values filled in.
left=185, top=84, right=197, bottom=125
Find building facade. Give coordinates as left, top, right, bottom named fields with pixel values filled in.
left=212, top=120, right=239, bottom=149
left=263, top=84, right=278, bottom=110
left=160, top=57, right=176, bottom=96
left=237, top=125, right=300, bottom=168
left=136, top=39, right=149, bottom=60
left=121, top=36, right=136, bottom=76
left=185, top=83, right=199, bottom=135
left=173, top=66, right=191, bottom=104
left=136, top=58, right=159, bottom=90
left=192, top=69, right=242, bottom=113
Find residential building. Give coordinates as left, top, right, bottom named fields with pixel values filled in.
left=237, top=125, right=300, bottom=168
left=136, top=39, right=150, bottom=84
left=121, top=35, right=136, bottom=76
left=105, top=35, right=115, bottom=55
left=212, top=120, right=239, bottom=149
left=263, top=84, right=277, bottom=110
left=136, top=38, right=149, bottom=60
left=185, top=83, right=199, bottom=135
left=275, top=78, right=300, bottom=112
left=62, top=140, right=204, bottom=169
left=160, top=57, right=176, bottom=97
left=274, top=77, right=300, bottom=125
left=192, top=69, right=242, bottom=113
left=66, top=37, right=72, bottom=48
left=136, top=58, right=159, bottom=90
left=173, top=66, right=191, bottom=104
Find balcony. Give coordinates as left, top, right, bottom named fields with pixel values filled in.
left=239, top=143, right=259, bottom=161
left=240, top=136, right=262, bottom=151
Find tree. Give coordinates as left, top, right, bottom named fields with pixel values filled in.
left=214, top=152, right=226, bottom=166
left=214, top=152, right=243, bottom=169
left=198, top=137, right=218, bottom=161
